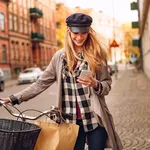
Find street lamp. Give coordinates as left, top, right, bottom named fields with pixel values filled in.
left=110, top=0, right=119, bottom=80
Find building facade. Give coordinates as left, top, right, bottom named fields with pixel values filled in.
left=0, top=0, right=11, bottom=79
left=0, top=0, right=56, bottom=79
left=137, top=0, right=150, bottom=78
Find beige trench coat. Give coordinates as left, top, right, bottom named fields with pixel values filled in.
left=14, top=49, right=123, bottom=150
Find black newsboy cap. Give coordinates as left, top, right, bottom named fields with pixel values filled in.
left=66, top=13, right=92, bottom=27
left=66, top=13, right=92, bottom=33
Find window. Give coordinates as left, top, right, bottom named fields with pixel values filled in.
left=30, top=0, right=34, bottom=8
left=9, top=14, right=13, bottom=30
left=19, top=17, right=23, bottom=33
left=2, top=45, right=7, bottom=62
left=23, top=0, right=27, bottom=8
left=24, top=0, right=28, bottom=18
left=0, top=13, right=5, bottom=31
left=8, top=3, right=13, bottom=12
left=19, top=7, right=23, bottom=17
left=16, top=42, right=19, bottom=60
left=28, top=22, right=31, bottom=33
left=47, top=28, right=50, bottom=39
left=14, top=4, right=17, bottom=14
left=39, top=19, right=43, bottom=34
left=27, top=0, right=30, bottom=8
left=22, top=43, right=25, bottom=60
left=11, top=42, right=15, bottom=60
left=24, top=19, right=28, bottom=34
left=26, top=44, right=29, bottom=60
left=14, top=15, right=18, bottom=31
left=24, top=9, right=28, bottom=18
left=44, top=26, right=47, bottom=38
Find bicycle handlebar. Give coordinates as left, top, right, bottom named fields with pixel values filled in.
left=0, top=99, right=60, bottom=121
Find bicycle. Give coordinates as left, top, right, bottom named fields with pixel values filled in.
left=0, top=100, right=65, bottom=150
left=0, top=100, right=110, bottom=150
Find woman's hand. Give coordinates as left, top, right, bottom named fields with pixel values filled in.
left=0, top=98, right=11, bottom=104
left=77, top=74, right=98, bottom=89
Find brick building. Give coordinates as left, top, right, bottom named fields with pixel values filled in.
left=0, top=0, right=11, bottom=79
left=0, top=0, right=56, bottom=79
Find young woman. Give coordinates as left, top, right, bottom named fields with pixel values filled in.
left=1, top=13, right=123, bottom=150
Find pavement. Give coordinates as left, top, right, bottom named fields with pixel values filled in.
left=106, top=66, right=150, bottom=150
left=4, top=64, right=150, bottom=150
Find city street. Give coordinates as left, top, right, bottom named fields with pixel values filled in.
left=0, top=64, right=150, bottom=150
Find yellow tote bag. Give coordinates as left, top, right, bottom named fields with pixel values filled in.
left=34, top=121, right=79, bottom=150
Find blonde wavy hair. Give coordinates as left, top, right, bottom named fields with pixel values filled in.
left=64, top=27, right=108, bottom=75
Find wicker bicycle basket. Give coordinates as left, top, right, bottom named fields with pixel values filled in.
left=0, top=119, right=41, bottom=150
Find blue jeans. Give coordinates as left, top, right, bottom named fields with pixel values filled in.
left=74, top=120, right=107, bottom=150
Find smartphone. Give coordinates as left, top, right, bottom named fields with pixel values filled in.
left=79, top=70, right=92, bottom=79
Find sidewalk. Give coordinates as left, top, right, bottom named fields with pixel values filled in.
left=106, top=68, right=150, bottom=150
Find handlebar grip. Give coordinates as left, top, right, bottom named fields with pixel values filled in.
left=0, top=99, right=5, bottom=106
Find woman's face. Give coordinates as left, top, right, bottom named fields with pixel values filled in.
left=69, top=30, right=89, bottom=48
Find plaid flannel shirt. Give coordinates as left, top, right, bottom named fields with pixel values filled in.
left=61, top=53, right=99, bottom=132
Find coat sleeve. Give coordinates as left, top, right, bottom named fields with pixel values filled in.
left=94, top=64, right=112, bottom=96
left=12, top=52, right=58, bottom=104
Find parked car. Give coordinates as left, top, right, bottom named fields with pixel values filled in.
left=0, top=69, right=4, bottom=91
left=18, top=67, right=43, bottom=84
